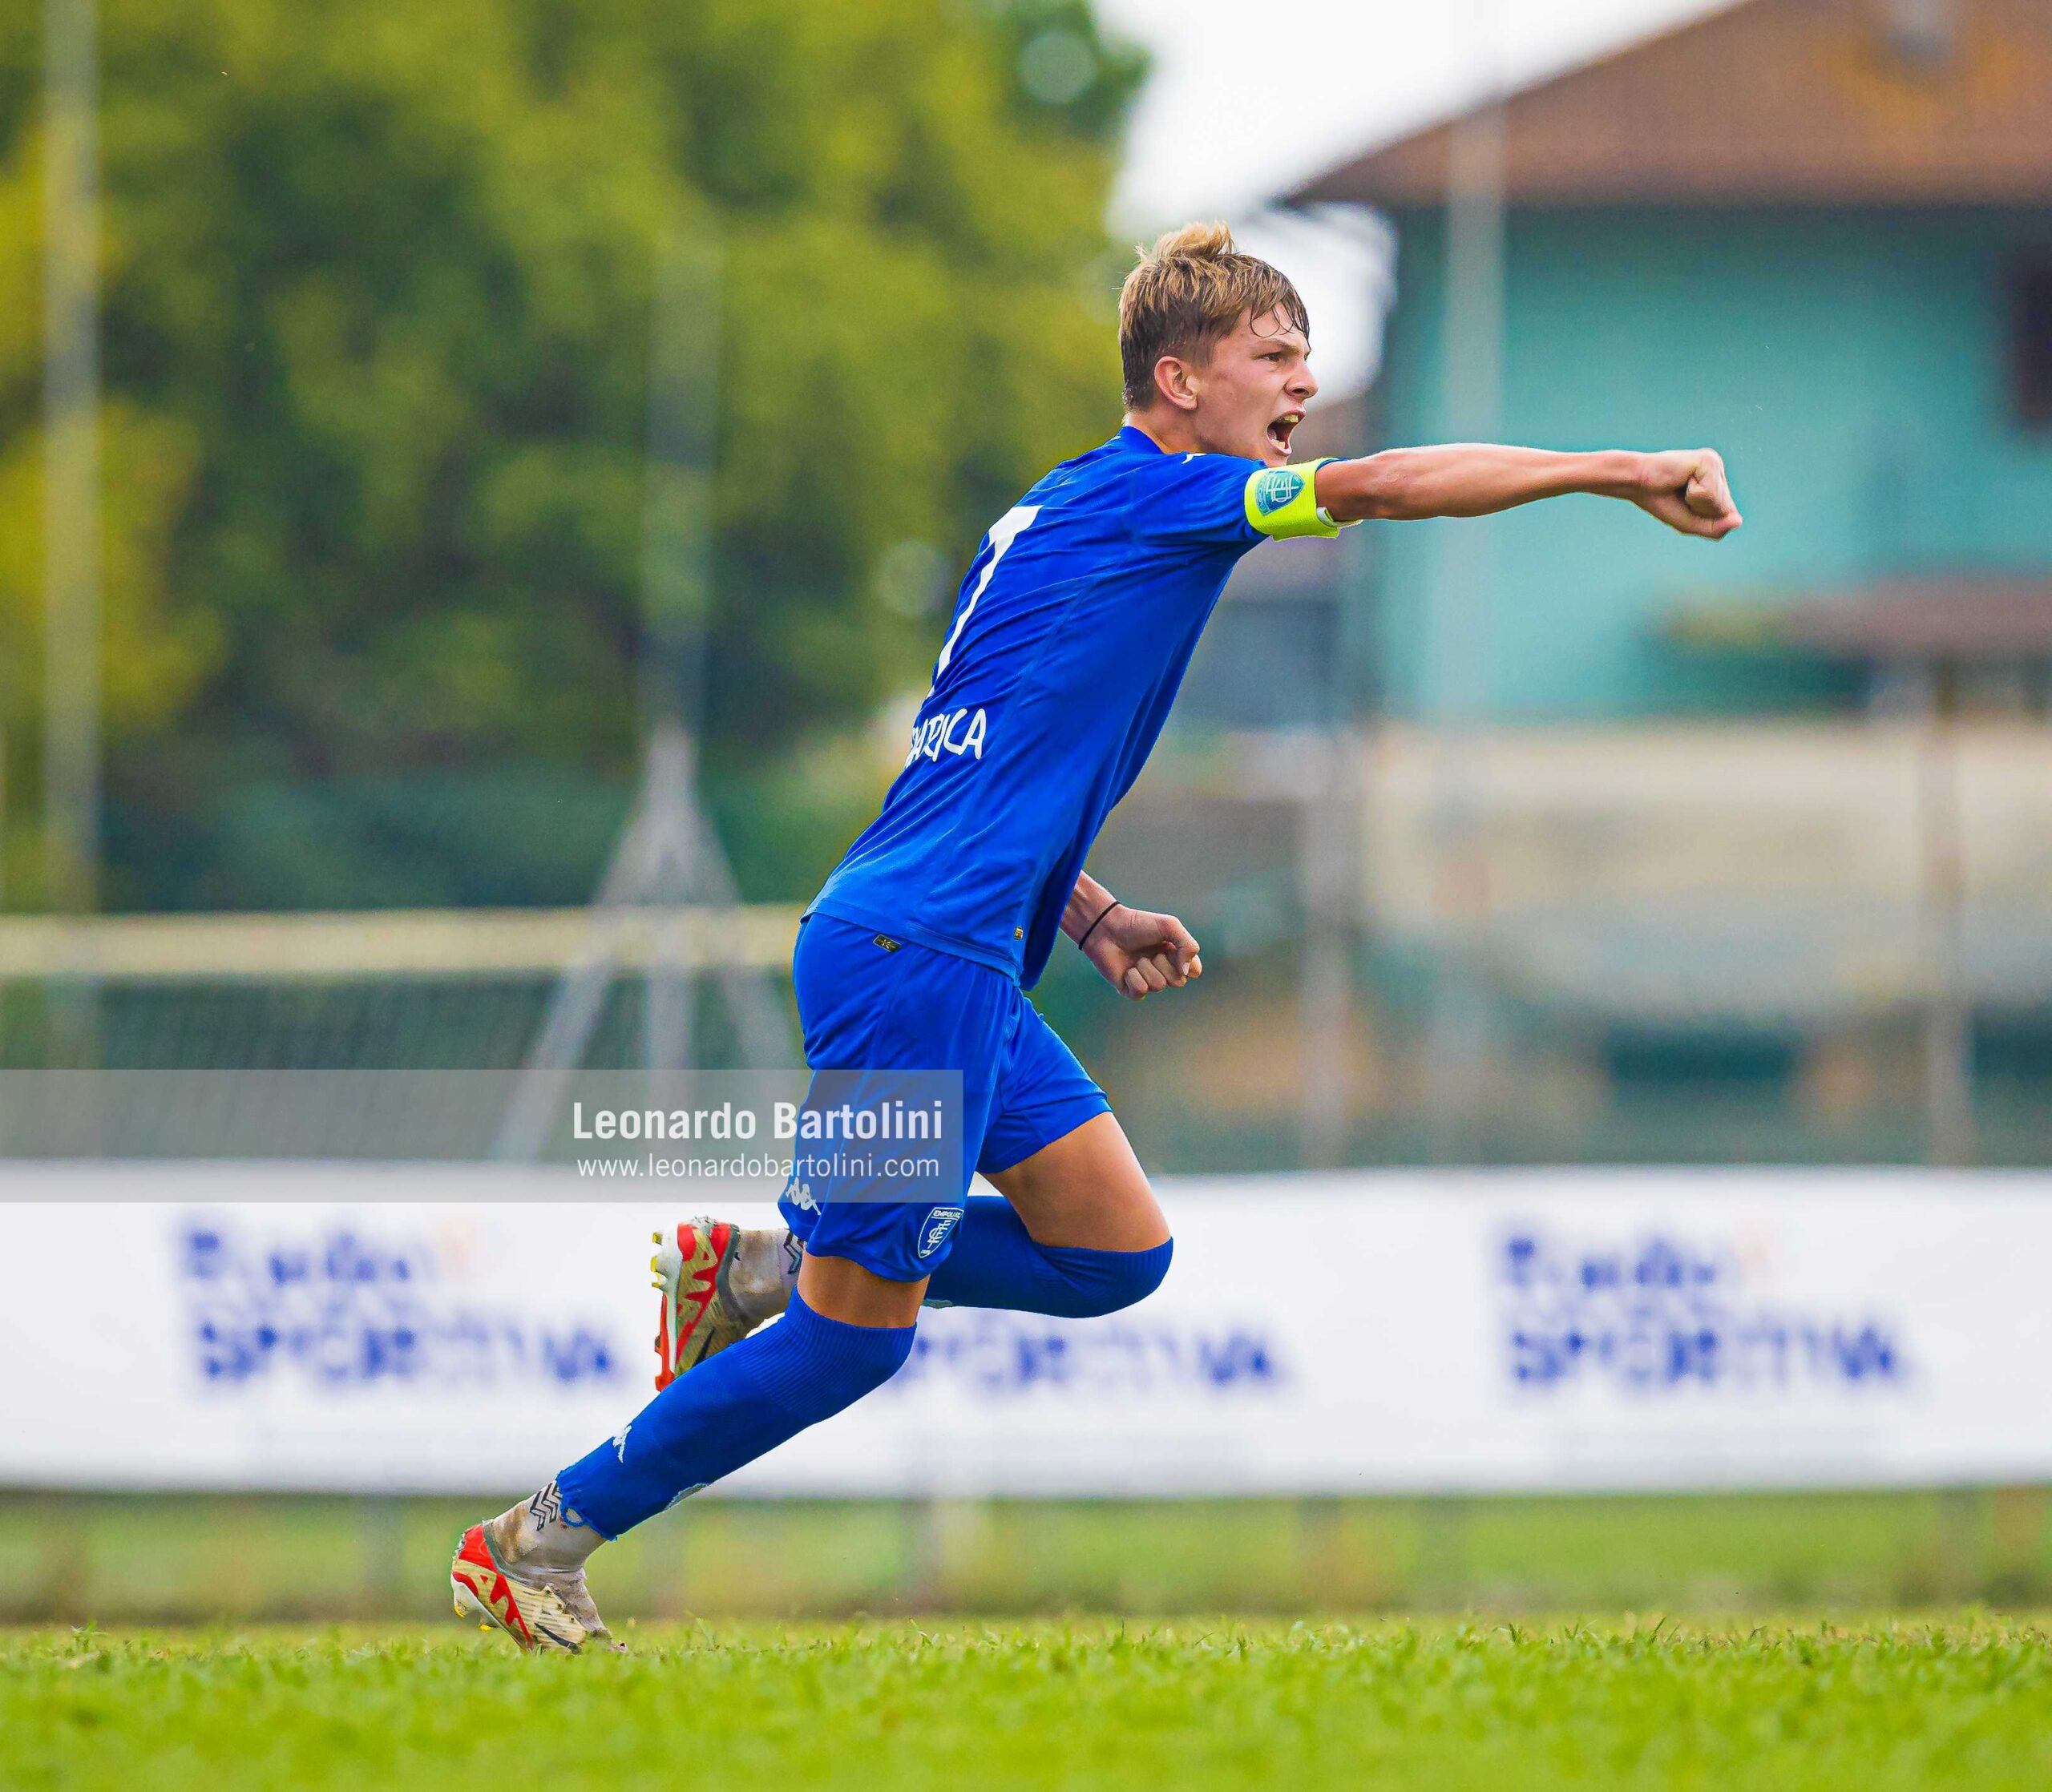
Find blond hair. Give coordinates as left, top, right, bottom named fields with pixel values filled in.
left=1117, top=223, right=1309, bottom=411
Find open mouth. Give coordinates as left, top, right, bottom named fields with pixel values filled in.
left=1266, top=410, right=1304, bottom=458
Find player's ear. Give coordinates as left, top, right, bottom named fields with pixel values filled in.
left=1152, top=354, right=1200, bottom=414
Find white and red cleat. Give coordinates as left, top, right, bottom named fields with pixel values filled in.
left=449, top=1521, right=619, bottom=1655
left=650, top=1218, right=794, bottom=1392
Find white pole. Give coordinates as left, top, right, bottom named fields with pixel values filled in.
left=639, top=231, right=721, bottom=1080
left=42, top=0, right=101, bottom=920
left=1916, top=663, right=1973, bottom=1164
left=1424, top=6, right=1506, bottom=1164
left=42, top=0, right=101, bottom=1068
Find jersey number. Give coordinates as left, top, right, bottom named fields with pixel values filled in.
left=934, top=505, right=1037, bottom=679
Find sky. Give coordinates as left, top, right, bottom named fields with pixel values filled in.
left=1092, top=0, right=1738, bottom=395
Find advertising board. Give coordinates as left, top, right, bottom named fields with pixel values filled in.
left=1, top=1165, right=2042, bottom=1495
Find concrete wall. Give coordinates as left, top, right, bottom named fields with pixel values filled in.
left=1358, top=720, right=2052, bottom=1025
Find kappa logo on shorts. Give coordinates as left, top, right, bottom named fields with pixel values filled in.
left=917, top=1205, right=965, bottom=1259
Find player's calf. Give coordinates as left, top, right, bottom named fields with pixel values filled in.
left=560, top=1290, right=918, bottom=1538
left=456, top=1290, right=918, bottom=1635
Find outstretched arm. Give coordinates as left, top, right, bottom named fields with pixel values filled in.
left=1314, top=446, right=1741, bottom=540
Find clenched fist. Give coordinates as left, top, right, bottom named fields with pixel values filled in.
left=1634, top=447, right=1741, bottom=540
left=1081, top=904, right=1203, bottom=1002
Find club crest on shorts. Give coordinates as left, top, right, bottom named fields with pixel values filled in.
left=917, top=1205, right=964, bottom=1259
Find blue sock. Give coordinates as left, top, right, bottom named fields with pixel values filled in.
left=554, top=1292, right=914, bottom=1539
left=923, top=1196, right=1172, bottom=1318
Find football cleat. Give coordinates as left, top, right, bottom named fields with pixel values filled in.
left=651, top=1217, right=761, bottom=1391
left=449, top=1521, right=620, bottom=1655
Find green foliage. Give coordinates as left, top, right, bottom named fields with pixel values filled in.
left=0, top=0, right=1144, bottom=906
left=6, top=1618, right=2052, bottom=1790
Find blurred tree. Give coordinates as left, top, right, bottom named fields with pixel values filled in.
left=0, top=0, right=1143, bottom=906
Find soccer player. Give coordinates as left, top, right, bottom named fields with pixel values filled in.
left=450, top=222, right=1740, bottom=1650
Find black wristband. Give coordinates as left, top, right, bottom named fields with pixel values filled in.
left=1076, top=898, right=1120, bottom=950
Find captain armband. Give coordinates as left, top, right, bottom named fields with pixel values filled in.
left=1243, top=459, right=1349, bottom=540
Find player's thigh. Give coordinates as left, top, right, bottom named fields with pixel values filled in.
left=980, top=1002, right=1166, bottom=1250
left=781, top=918, right=1012, bottom=1318
left=984, top=1111, right=1168, bottom=1251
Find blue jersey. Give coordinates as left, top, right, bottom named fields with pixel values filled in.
left=807, top=426, right=1341, bottom=988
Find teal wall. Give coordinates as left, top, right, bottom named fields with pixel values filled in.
left=1362, top=206, right=2052, bottom=719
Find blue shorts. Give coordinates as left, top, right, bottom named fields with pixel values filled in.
left=777, top=915, right=1109, bottom=1282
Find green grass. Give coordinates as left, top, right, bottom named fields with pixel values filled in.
left=6, top=1617, right=2051, bottom=1790
left=5, top=1488, right=2050, bottom=1620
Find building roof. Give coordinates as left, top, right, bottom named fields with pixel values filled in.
left=1291, top=0, right=2052, bottom=210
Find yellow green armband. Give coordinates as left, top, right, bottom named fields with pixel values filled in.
left=1243, top=459, right=1343, bottom=540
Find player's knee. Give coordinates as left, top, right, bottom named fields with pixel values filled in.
left=814, top=1322, right=917, bottom=1410
left=794, top=1291, right=919, bottom=1397
left=1053, top=1236, right=1172, bottom=1317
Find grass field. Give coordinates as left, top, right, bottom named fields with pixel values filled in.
left=6, top=1616, right=2050, bottom=1790
left=6, top=1487, right=2051, bottom=1620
